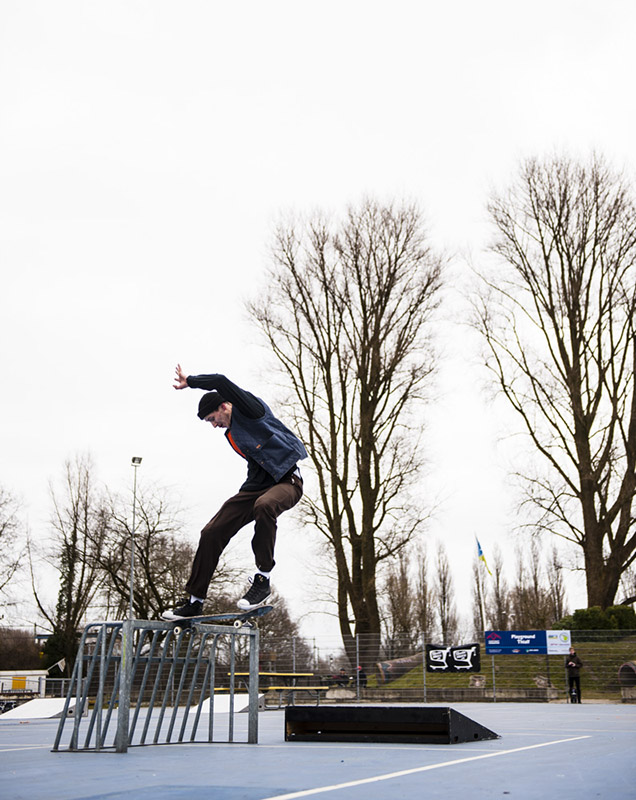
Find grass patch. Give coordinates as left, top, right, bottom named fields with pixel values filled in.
left=373, top=635, right=636, bottom=701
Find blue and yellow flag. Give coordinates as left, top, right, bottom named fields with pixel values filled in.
left=476, top=537, right=492, bottom=576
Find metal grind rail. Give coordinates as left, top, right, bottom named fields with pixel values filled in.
left=52, top=617, right=260, bottom=753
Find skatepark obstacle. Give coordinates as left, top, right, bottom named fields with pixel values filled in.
left=52, top=617, right=261, bottom=753
left=285, top=705, right=500, bottom=744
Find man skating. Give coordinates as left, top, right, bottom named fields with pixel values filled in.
left=162, top=365, right=307, bottom=620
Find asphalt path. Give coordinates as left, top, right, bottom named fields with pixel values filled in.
left=1, top=702, right=634, bottom=800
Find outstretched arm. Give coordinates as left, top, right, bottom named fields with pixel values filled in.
left=181, top=370, right=265, bottom=418
left=173, top=363, right=189, bottom=390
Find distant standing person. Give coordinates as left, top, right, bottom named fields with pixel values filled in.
left=163, top=366, right=307, bottom=620
left=565, top=646, right=583, bottom=703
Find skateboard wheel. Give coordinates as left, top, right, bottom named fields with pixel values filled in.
left=174, top=625, right=183, bottom=635
left=233, top=619, right=242, bottom=628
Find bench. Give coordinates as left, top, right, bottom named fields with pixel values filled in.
left=213, top=687, right=248, bottom=692
left=264, top=686, right=330, bottom=708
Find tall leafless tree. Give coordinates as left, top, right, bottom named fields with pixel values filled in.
left=249, top=199, right=443, bottom=668
left=92, top=485, right=197, bottom=619
left=31, top=454, right=108, bottom=671
left=0, top=628, right=42, bottom=669
left=91, top=482, right=243, bottom=620
left=508, top=542, right=555, bottom=629
left=434, top=543, right=458, bottom=644
left=0, top=486, right=23, bottom=608
left=382, top=552, right=417, bottom=657
left=546, top=545, right=567, bottom=622
left=476, top=542, right=567, bottom=631
left=413, top=543, right=436, bottom=643
left=30, top=456, right=210, bottom=671
left=209, top=589, right=313, bottom=672
left=484, top=544, right=511, bottom=630
left=475, top=154, right=636, bottom=608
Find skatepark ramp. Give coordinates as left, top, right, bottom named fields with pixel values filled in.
left=285, top=705, right=500, bottom=744
left=1, top=697, right=84, bottom=719
left=52, top=617, right=261, bottom=753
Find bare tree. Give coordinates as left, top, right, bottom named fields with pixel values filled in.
left=382, top=552, right=417, bottom=657
left=479, top=542, right=567, bottom=630
left=92, top=485, right=193, bottom=620
left=507, top=543, right=558, bottom=629
left=413, top=543, right=435, bottom=643
left=0, top=487, right=23, bottom=608
left=546, top=545, right=567, bottom=621
left=380, top=541, right=438, bottom=652
left=0, top=628, right=41, bottom=670
left=249, top=199, right=443, bottom=668
left=434, top=543, right=458, bottom=644
left=211, top=590, right=313, bottom=672
left=92, top=484, right=241, bottom=620
left=484, top=544, right=510, bottom=630
left=32, top=454, right=108, bottom=672
left=475, top=154, right=636, bottom=608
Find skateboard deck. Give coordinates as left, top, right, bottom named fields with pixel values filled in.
left=161, top=604, right=273, bottom=632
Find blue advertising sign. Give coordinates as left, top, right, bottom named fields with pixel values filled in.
left=485, top=630, right=545, bottom=654
left=484, top=630, right=571, bottom=655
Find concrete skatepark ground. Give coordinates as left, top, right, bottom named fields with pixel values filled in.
left=1, top=702, right=634, bottom=800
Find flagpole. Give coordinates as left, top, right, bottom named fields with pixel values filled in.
left=475, top=536, right=490, bottom=634
left=477, top=562, right=486, bottom=634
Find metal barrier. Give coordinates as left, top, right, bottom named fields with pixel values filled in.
left=52, top=618, right=261, bottom=753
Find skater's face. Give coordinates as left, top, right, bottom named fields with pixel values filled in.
left=204, top=402, right=232, bottom=429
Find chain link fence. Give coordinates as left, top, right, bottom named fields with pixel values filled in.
left=2, top=627, right=635, bottom=708
left=256, top=629, right=636, bottom=704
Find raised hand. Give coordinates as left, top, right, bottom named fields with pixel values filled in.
left=173, top=363, right=189, bottom=390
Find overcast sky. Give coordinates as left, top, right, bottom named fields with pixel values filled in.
left=1, top=1, right=635, bottom=636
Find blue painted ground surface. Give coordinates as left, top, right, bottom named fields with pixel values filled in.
left=1, top=703, right=634, bottom=800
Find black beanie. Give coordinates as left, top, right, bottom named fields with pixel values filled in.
left=198, top=391, right=225, bottom=419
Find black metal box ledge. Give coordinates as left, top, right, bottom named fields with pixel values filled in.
left=284, top=705, right=500, bottom=744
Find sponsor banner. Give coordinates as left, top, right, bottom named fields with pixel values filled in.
left=485, top=630, right=571, bottom=655
left=485, top=630, right=545, bottom=654
left=426, top=643, right=481, bottom=673
left=546, top=630, right=571, bottom=654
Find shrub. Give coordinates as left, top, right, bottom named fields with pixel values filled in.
left=553, top=605, right=636, bottom=635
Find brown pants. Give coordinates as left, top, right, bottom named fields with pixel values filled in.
left=185, top=474, right=303, bottom=599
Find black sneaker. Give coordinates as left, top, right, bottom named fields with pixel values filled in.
left=161, top=598, right=203, bottom=621
left=237, top=574, right=271, bottom=611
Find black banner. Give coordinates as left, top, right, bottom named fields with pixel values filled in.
left=426, top=643, right=481, bottom=673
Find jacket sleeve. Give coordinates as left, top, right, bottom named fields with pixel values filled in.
left=186, top=373, right=265, bottom=419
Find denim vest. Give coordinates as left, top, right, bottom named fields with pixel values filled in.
left=225, top=399, right=307, bottom=482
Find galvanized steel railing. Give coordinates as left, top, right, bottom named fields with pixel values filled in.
left=52, top=617, right=261, bottom=753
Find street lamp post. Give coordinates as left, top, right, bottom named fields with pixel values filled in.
left=129, top=456, right=143, bottom=619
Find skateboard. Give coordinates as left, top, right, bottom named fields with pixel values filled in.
left=162, top=604, right=273, bottom=634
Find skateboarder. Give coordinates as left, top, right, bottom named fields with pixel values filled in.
left=162, top=366, right=307, bottom=621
